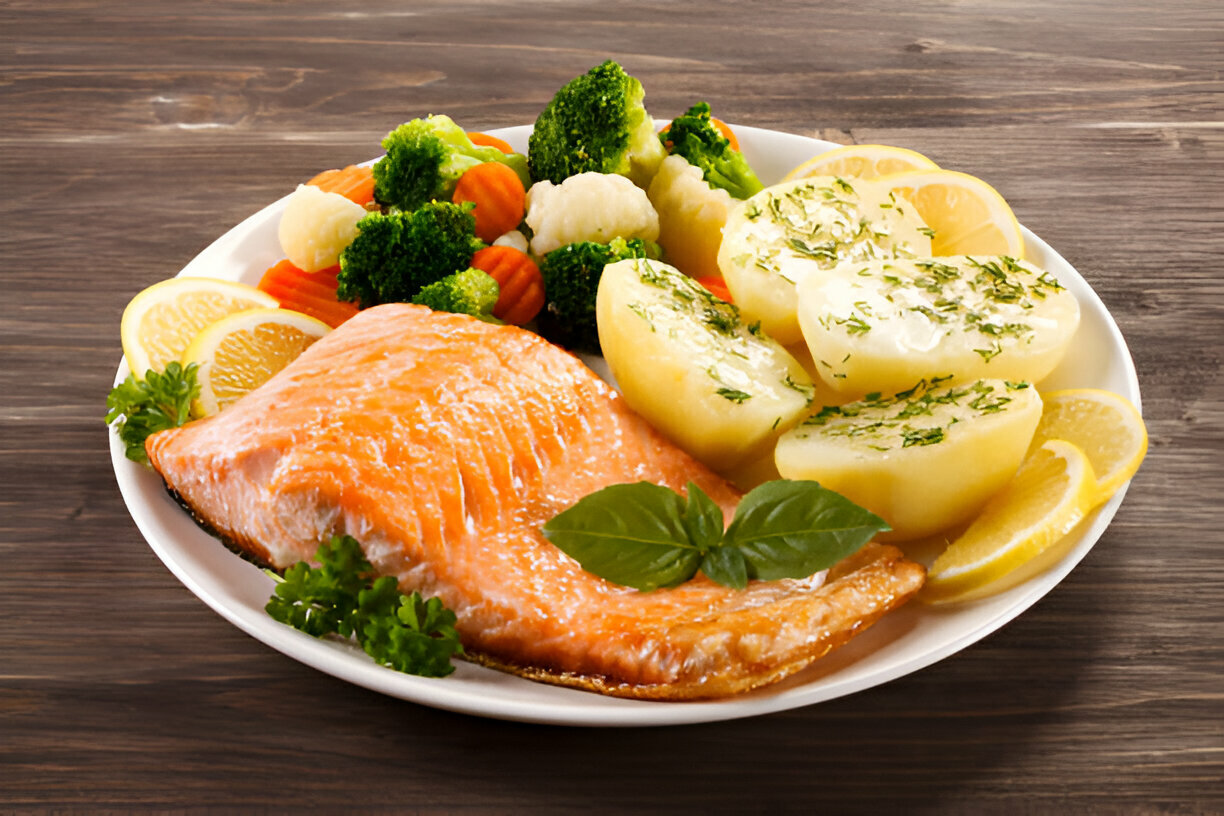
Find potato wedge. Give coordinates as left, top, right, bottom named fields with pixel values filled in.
left=796, top=255, right=1080, bottom=397
left=717, top=176, right=932, bottom=346
left=775, top=378, right=1042, bottom=540
left=597, top=258, right=815, bottom=471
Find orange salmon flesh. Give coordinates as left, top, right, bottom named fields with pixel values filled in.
left=147, top=304, right=924, bottom=699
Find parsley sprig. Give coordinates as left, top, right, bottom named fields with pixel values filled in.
left=105, top=362, right=200, bottom=464
left=265, top=535, right=464, bottom=677
left=542, top=480, right=889, bottom=591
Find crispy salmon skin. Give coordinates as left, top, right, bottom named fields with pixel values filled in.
left=147, top=304, right=924, bottom=699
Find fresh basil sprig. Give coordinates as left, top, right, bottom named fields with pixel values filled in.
left=541, top=480, right=890, bottom=590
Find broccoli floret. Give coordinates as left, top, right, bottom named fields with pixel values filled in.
left=373, top=114, right=531, bottom=212
left=337, top=201, right=484, bottom=308
left=528, top=61, right=667, bottom=188
left=537, top=236, right=659, bottom=353
left=411, top=267, right=501, bottom=321
left=664, top=102, right=763, bottom=200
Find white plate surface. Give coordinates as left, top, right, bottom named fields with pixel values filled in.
left=111, top=124, right=1141, bottom=727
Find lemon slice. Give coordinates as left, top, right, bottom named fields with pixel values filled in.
left=1029, top=389, right=1147, bottom=498
left=121, top=277, right=279, bottom=378
left=182, top=307, right=331, bottom=418
left=880, top=169, right=1025, bottom=257
left=922, top=439, right=1100, bottom=604
left=783, top=144, right=939, bottom=181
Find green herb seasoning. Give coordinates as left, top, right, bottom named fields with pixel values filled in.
left=802, top=378, right=1029, bottom=452
left=624, top=259, right=815, bottom=411
left=813, top=255, right=1069, bottom=375
left=736, top=178, right=932, bottom=286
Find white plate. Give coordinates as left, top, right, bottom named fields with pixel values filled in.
left=111, top=124, right=1141, bottom=727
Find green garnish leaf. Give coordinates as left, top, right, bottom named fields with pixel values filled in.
left=715, top=387, right=753, bottom=403
left=541, top=482, right=701, bottom=591
left=725, top=481, right=890, bottom=581
left=104, top=362, right=200, bottom=464
left=542, top=480, right=890, bottom=591
left=700, top=545, right=749, bottom=590
left=682, top=481, right=725, bottom=551
left=265, top=535, right=463, bottom=677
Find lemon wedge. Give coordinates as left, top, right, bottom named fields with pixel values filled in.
left=1029, top=389, right=1148, bottom=498
left=922, top=439, right=1100, bottom=604
left=182, top=307, right=331, bottom=418
left=783, top=144, right=939, bottom=182
left=880, top=169, right=1025, bottom=258
left=121, top=277, right=279, bottom=379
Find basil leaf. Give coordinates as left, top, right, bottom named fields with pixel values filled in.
left=724, top=480, right=890, bottom=581
left=701, top=545, right=749, bottom=589
left=541, top=482, right=701, bottom=591
left=682, top=481, right=724, bottom=551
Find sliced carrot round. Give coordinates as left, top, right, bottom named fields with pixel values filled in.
left=258, top=259, right=359, bottom=328
left=694, top=275, right=734, bottom=303
left=453, top=162, right=527, bottom=244
left=470, top=245, right=544, bottom=325
left=466, top=132, right=515, bottom=154
left=306, top=165, right=375, bottom=206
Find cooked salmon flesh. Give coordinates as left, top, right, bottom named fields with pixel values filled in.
left=147, top=304, right=924, bottom=699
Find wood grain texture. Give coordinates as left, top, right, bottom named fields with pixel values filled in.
left=2, top=1, right=1221, bottom=812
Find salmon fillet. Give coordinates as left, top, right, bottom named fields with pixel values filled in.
left=147, top=303, right=924, bottom=699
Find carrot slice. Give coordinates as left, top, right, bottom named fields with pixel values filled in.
left=452, top=162, right=527, bottom=244
left=258, top=260, right=360, bottom=328
left=695, top=276, right=734, bottom=304
left=470, top=246, right=544, bottom=325
left=306, top=165, right=375, bottom=206
left=466, top=132, right=515, bottom=154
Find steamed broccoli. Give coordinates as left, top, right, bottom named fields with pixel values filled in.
left=373, top=114, right=531, bottom=212
left=337, top=201, right=484, bottom=308
left=411, top=267, right=501, bottom=321
left=664, top=102, right=763, bottom=200
left=528, top=61, right=667, bottom=188
left=537, top=236, right=659, bottom=353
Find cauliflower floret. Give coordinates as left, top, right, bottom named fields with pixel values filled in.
left=647, top=154, right=735, bottom=280
left=492, top=229, right=530, bottom=254
left=278, top=184, right=366, bottom=272
left=525, top=172, right=659, bottom=257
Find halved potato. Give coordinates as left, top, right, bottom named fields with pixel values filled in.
left=597, top=258, right=815, bottom=472
left=775, top=378, right=1043, bottom=540
left=717, top=176, right=932, bottom=346
left=796, top=255, right=1081, bottom=397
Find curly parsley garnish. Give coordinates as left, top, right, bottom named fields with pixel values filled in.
left=105, top=362, right=200, bottom=464
left=266, top=535, right=463, bottom=677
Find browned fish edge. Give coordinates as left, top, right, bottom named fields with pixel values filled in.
left=162, top=482, right=926, bottom=701
left=462, top=543, right=926, bottom=701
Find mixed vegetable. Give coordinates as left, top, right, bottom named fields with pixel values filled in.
left=269, top=59, right=759, bottom=343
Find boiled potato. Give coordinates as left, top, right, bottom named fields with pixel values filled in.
left=597, top=258, right=815, bottom=472
left=717, top=176, right=932, bottom=346
left=647, top=154, right=735, bottom=279
left=796, top=255, right=1081, bottom=397
left=775, top=378, right=1042, bottom=540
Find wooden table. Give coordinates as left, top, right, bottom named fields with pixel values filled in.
left=3, top=2, right=1221, bottom=811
